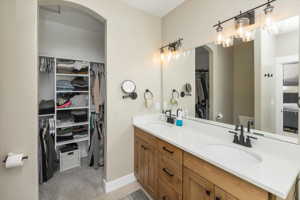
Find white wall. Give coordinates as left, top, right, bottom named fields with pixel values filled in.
left=0, top=1, right=39, bottom=200
left=255, top=29, right=277, bottom=133
left=162, top=50, right=195, bottom=116
left=276, top=30, right=299, bottom=58
left=39, top=19, right=105, bottom=62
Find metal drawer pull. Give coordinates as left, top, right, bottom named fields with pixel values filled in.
left=206, top=190, right=211, bottom=196
left=162, top=146, right=174, bottom=154
left=216, top=197, right=221, bottom=200
left=141, top=145, right=148, bottom=150
left=162, top=168, right=174, bottom=177
left=162, top=196, right=168, bottom=200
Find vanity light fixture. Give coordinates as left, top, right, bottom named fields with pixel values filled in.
left=160, top=38, right=183, bottom=62
left=213, top=0, right=276, bottom=47
left=264, top=1, right=275, bottom=30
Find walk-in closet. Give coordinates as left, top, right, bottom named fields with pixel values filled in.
left=38, top=4, right=106, bottom=200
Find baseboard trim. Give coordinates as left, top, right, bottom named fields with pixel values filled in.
left=103, top=173, right=136, bottom=193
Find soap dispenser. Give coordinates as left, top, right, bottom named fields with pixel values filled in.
left=176, top=108, right=183, bottom=127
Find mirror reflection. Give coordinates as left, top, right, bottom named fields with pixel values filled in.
left=162, top=16, right=300, bottom=137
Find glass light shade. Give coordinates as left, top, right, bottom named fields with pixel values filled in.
left=235, top=17, right=249, bottom=39
left=160, top=52, right=165, bottom=61
left=216, top=31, right=224, bottom=45
left=236, top=25, right=245, bottom=38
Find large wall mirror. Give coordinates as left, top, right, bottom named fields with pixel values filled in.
left=162, top=16, right=300, bottom=141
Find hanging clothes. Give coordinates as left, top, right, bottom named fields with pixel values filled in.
left=39, top=56, right=55, bottom=73
left=91, top=63, right=105, bottom=113
left=38, top=117, right=58, bottom=183
left=88, top=113, right=104, bottom=169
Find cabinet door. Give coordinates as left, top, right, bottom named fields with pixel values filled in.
left=215, top=186, right=238, bottom=200
left=183, top=167, right=214, bottom=200
left=144, top=142, right=158, bottom=199
left=134, top=137, right=139, bottom=179
left=158, top=179, right=181, bottom=200
left=137, top=140, right=146, bottom=185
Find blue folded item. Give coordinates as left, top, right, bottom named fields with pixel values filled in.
left=57, top=80, right=75, bottom=90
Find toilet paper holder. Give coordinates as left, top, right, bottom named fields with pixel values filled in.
left=2, top=155, right=29, bottom=163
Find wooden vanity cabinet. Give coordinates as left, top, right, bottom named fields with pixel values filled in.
left=183, top=167, right=214, bottom=200
left=134, top=127, right=280, bottom=200
left=214, top=186, right=238, bottom=200
left=134, top=128, right=158, bottom=199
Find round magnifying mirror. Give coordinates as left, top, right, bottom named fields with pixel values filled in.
left=121, top=80, right=136, bottom=94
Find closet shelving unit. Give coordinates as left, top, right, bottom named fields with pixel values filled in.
left=54, top=57, right=91, bottom=149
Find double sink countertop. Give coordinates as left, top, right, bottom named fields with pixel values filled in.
left=133, top=114, right=300, bottom=199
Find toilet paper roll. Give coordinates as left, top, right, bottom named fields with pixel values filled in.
left=5, top=153, right=24, bottom=169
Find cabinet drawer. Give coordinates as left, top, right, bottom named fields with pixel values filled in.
left=158, top=179, right=181, bottom=200
left=184, top=152, right=268, bottom=200
left=158, top=139, right=182, bottom=163
left=159, top=154, right=182, bottom=193
left=134, top=127, right=158, bottom=148
left=215, top=186, right=238, bottom=200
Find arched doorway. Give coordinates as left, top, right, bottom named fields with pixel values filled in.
left=37, top=1, right=107, bottom=200
left=195, top=45, right=213, bottom=120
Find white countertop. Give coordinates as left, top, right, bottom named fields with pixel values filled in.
left=133, top=114, right=300, bottom=199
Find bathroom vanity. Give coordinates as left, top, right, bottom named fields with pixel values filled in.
left=133, top=115, right=300, bottom=200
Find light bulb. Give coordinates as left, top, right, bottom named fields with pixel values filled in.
left=160, top=52, right=165, bottom=61
left=243, top=31, right=252, bottom=42
left=265, top=13, right=274, bottom=27
left=167, top=51, right=172, bottom=61
left=235, top=17, right=249, bottom=39
left=215, top=23, right=224, bottom=45
left=216, top=32, right=224, bottom=45
left=237, top=26, right=244, bottom=38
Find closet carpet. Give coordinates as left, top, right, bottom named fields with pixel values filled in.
left=39, top=159, right=104, bottom=200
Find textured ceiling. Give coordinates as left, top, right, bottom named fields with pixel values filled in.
left=120, top=0, right=186, bottom=17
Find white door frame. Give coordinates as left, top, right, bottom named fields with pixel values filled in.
left=275, top=55, right=299, bottom=137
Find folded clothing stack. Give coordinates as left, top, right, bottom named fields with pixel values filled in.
left=57, top=60, right=75, bottom=74
left=70, top=95, right=88, bottom=107
left=57, top=80, right=74, bottom=91
left=71, top=77, right=88, bottom=91
left=56, top=59, right=89, bottom=75
left=57, top=127, right=74, bottom=142
left=56, top=94, right=88, bottom=109
left=71, top=110, right=88, bottom=123
left=56, top=126, right=88, bottom=142
left=73, top=61, right=89, bottom=74
left=57, top=111, right=74, bottom=125
left=39, top=100, right=55, bottom=115
left=73, top=126, right=88, bottom=139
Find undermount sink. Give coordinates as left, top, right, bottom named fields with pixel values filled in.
left=201, top=144, right=262, bottom=168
